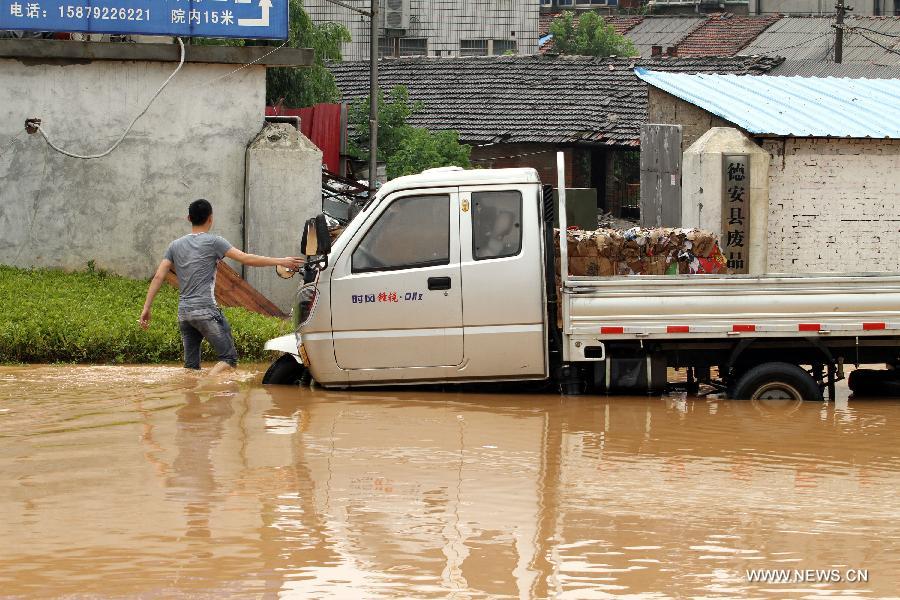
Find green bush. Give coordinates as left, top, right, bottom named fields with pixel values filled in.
left=347, top=86, right=472, bottom=179
left=0, top=265, right=291, bottom=364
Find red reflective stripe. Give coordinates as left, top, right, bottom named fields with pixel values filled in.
left=600, top=326, right=624, bottom=334
left=732, top=324, right=756, bottom=332
left=667, top=325, right=690, bottom=333
left=863, top=322, right=886, bottom=330
left=798, top=323, right=821, bottom=331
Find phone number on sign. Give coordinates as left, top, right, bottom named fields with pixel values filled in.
left=57, top=6, right=151, bottom=20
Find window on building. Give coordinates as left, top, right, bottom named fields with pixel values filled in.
left=472, top=191, right=523, bottom=261
left=575, top=0, right=610, bottom=5
left=399, top=37, right=428, bottom=56
left=379, top=37, right=397, bottom=58
left=541, top=0, right=553, bottom=5
left=460, top=39, right=489, bottom=56
left=492, top=40, right=517, bottom=55
left=352, top=195, right=450, bottom=273
left=558, top=0, right=574, bottom=5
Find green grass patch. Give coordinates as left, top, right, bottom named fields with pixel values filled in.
left=0, top=264, right=291, bottom=364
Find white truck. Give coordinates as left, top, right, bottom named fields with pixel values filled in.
left=263, top=159, right=900, bottom=401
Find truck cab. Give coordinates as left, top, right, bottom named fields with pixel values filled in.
left=276, top=167, right=551, bottom=388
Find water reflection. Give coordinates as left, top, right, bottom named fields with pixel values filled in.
left=0, top=365, right=899, bottom=597
left=166, top=385, right=236, bottom=541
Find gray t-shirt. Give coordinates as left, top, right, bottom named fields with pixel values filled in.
left=164, top=233, right=233, bottom=315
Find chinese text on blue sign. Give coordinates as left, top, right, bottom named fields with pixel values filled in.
left=0, top=0, right=288, bottom=40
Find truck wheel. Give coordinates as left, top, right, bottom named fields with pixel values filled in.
left=730, top=362, right=822, bottom=402
left=262, top=354, right=305, bottom=386
left=848, top=368, right=900, bottom=397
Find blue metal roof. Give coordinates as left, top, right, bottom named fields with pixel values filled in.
left=635, top=68, right=900, bottom=138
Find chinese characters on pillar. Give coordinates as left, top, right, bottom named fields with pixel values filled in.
left=722, top=154, right=750, bottom=274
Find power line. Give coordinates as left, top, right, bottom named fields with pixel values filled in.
left=743, top=31, right=834, bottom=56
left=843, top=24, right=900, bottom=38
left=853, top=29, right=900, bottom=55
left=36, top=37, right=186, bottom=160
left=471, top=148, right=557, bottom=162
left=189, top=40, right=288, bottom=90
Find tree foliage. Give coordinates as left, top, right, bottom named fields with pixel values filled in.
left=196, top=0, right=350, bottom=107
left=386, top=128, right=472, bottom=181
left=266, top=0, right=351, bottom=106
left=348, top=86, right=472, bottom=180
left=548, top=11, right=637, bottom=57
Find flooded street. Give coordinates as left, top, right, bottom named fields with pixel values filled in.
left=1, top=365, right=899, bottom=598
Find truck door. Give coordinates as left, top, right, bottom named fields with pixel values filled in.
left=459, top=185, right=547, bottom=378
left=330, top=189, right=463, bottom=370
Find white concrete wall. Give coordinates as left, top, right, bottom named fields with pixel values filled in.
left=764, top=137, right=900, bottom=274
left=0, top=58, right=265, bottom=278
left=245, top=124, right=323, bottom=312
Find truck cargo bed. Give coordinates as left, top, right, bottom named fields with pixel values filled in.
left=563, top=273, right=900, bottom=341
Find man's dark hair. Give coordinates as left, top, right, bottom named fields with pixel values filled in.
left=188, top=199, right=213, bottom=225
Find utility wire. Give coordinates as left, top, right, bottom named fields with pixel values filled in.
left=36, top=37, right=186, bottom=160
left=190, top=40, right=288, bottom=90
left=471, top=148, right=557, bottom=162
left=853, top=29, right=900, bottom=55
left=743, top=31, right=834, bottom=56
left=841, top=24, right=900, bottom=38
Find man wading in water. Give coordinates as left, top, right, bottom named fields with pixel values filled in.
left=140, top=199, right=303, bottom=375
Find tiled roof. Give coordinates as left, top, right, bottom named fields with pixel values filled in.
left=539, top=12, right=644, bottom=37
left=539, top=12, right=562, bottom=37
left=539, top=13, right=788, bottom=58
left=330, top=55, right=782, bottom=147
left=676, top=13, right=781, bottom=57
left=624, top=16, right=706, bottom=57
left=739, top=16, right=900, bottom=66
left=768, top=59, right=900, bottom=78
left=539, top=13, right=645, bottom=53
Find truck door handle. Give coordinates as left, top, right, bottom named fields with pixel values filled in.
left=428, top=276, right=452, bottom=291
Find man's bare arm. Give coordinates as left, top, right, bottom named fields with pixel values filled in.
left=225, top=248, right=304, bottom=269
left=140, top=259, right=173, bottom=329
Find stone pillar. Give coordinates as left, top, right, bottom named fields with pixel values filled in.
left=244, top=123, right=323, bottom=312
left=682, top=127, right=770, bottom=275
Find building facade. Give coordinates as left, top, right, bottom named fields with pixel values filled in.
left=306, top=0, right=540, bottom=60
left=641, top=71, right=900, bottom=274
left=748, top=0, right=898, bottom=16
left=330, top=55, right=780, bottom=218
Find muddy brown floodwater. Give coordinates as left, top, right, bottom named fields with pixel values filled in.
left=1, top=365, right=900, bottom=598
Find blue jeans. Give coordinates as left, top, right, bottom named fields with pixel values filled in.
left=178, top=307, right=238, bottom=369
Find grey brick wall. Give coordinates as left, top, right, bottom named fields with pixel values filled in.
left=763, top=138, right=900, bottom=274
left=306, top=0, right=540, bottom=61
left=647, top=87, right=733, bottom=151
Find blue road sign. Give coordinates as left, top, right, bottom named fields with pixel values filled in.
left=0, top=0, right=288, bottom=40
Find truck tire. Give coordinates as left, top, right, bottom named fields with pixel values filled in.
left=847, top=368, right=900, bottom=397
left=262, top=354, right=305, bottom=386
left=730, top=362, right=822, bottom=401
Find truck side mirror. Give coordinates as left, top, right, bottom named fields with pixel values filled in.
left=301, top=214, right=332, bottom=256
left=276, top=215, right=333, bottom=279
left=298, top=214, right=332, bottom=272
